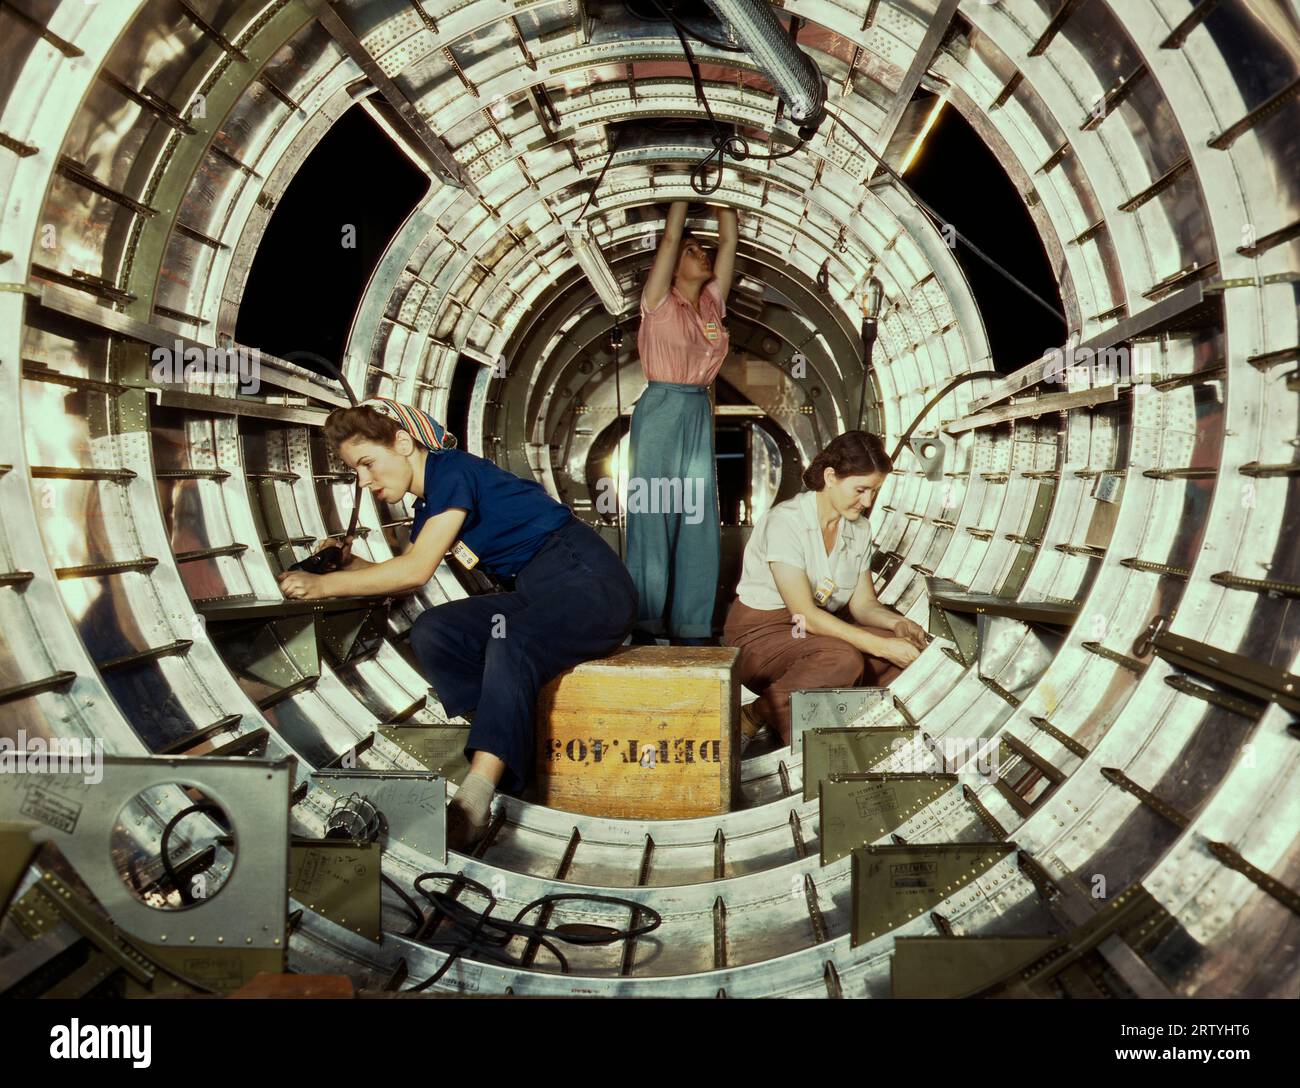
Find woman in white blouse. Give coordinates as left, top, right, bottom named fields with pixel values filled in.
left=722, top=431, right=928, bottom=745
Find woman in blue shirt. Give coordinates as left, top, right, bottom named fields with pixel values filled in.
left=278, top=400, right=637, bottom=850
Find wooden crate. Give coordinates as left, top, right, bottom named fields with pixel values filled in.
left=535, top=646, right=740, bottom=818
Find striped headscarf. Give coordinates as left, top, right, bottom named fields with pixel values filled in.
left=361, top=397, right=456, bottom=451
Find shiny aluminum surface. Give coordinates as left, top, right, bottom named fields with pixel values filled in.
left=0, top=0, right=1296, bottom=996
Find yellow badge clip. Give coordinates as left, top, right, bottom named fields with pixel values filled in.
left=813, top=575, right=836, bottom=606
left=704, top=320, right=720, bottom=342
left=451, top=540, right=479, bottom=569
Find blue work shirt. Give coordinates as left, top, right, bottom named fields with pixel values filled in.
left=409, top=449, right=573, bottom=577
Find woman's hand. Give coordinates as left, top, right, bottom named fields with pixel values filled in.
left=278, top=570, right=327, bottom=600
left=890, top=616, right=929, bottom=650
left=876, top=637, right=921, bottom=670
left=336, top=538, right=376, bottom=571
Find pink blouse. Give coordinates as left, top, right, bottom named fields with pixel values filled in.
left=637, top=279, right=730, bottom=385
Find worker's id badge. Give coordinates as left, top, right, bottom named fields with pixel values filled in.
left=704, top=320, right=720, bottom=342
left=813, top=575, right=836, bottom=606
left=451, top=539, right=479, bottom=570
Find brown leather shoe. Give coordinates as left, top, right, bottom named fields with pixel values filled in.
left=739, top=703, right=765, bottom=740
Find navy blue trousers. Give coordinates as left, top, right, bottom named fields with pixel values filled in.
left=409, top=518, right=637, bottom=794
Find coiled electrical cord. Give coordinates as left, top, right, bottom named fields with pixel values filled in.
left=650, top=0, right=806, bottom=195
left=381, top=873, right=427, bottom=937
left=401, top=872, right=663, bottom=991
left=159, top=801, right=226, bottom=906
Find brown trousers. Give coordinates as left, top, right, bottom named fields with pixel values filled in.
left=721, top=598, right=903, bottom=744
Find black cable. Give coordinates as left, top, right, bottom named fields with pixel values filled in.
left=381, top=873, right=426, bottom=937
left=413, top=876, right=568, bottom=979
left=825, top=105, right=1067, bottom=325
left=888, top=370, right=1002, bottom=465
left=159, top=802, right=226, bottom=906
left=405, top=874, right=527, bottom=990
left=573, top=126, right=624, bottom=226
left=856, top=309, right=883, bottom=431
left=650, top=0, right=805, bottom=195
left=403, top=872, right=662, bottom=990
left=611, top=321, right=625, bottom=561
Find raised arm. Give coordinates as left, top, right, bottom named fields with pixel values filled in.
left=712, top=205, right=738, bottom=304
left=642, top=201, right=689, bottom=311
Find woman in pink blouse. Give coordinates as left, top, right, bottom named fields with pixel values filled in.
left=629, top=201, right=738, bottom=645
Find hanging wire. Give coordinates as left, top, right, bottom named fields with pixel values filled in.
left=159, top=802, right=225, bottom=906
left=573, top=126, right=625, bottom=226
left=611, top=320, right=625, bottom=560
left=649, top=0, right=806, bottom=195
left=856, top=345, right=872, bottom=432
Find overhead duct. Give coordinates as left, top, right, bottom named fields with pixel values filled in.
left=701, top=0, right=827, bottom=139
left=2, top=0, right=1298, bottom=1009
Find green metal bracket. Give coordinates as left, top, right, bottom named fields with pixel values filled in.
left=789, top=687, right=896, bottom=750
left=998, top=479, right=1057, bottom=597
left=317, top=601, right=389, bottom=666
left=819, top=774, right=957, bottom=865
left=0, top=822, right=40, bottom=918
left=802, top=727, right=916, bottom=802
left=377, top=724, right=471, bottom=784
left=205, top=608, right=319, bottom=689
left=929, top=598, right=978, bottom=665
left=850, top=842, right=1016, bottom=946
left=289, top=839, right=382, bottom=943
left=891, top=936, right=1061, bottom=997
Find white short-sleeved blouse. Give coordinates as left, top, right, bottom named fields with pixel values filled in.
left=735, top=489, right=873, bottom=612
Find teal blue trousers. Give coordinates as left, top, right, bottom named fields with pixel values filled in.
left=625, top=381, right=720, bottom=638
